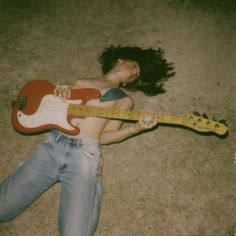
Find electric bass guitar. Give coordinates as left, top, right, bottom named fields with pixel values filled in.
left=11, top=80, right=228, bottom=136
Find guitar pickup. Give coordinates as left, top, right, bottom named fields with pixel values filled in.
left=13, top=96, right=28, bottom=110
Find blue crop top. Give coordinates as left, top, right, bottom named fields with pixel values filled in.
left=100, top=88, right=128, bottom=102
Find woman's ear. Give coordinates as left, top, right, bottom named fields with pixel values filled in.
left=117, top=58, right=124, bottom=64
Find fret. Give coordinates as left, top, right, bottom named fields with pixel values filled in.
left=131, top=111, right=142, bottom=121
left=107, top=108, right=113, bottom=119
left=86, top=106, right=92, bottom=117
left=113, top=109, right=120, bottom=119
left=104, top=108, right=113, bottom=119
left=80, top=105, right=87, bottom=117
left=94, top=107, right=102, bottom=117
left=123, top=110, right=131, bottom=120
left=101, top=108, right=109, bottom=117
left=120, top=109, right=126, bottom=120
left=86, top=105, right=93, bottom=116
left=86, top=106, right=93, bottom=117
left=116, top=109, right=123, bottom=119
left=102, top=107, right=112, bottom=119
left=157, top=114, right=183, bottom=125
left=79, top=105, right=85, bottom=117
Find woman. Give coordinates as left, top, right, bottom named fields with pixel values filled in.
left=0, top=45, right=174, bottom=236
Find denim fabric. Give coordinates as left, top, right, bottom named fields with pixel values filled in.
left=0, top=130, right=103, bottom=236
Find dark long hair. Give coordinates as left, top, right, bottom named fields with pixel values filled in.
left=99, top=45, right=175, bottom=96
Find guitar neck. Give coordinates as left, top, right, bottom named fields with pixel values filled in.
left=67, top=104, right=184, bottom=125
left=68, top=103, right=228, bottom=135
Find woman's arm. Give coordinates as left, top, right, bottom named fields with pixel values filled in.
left=100, top=97, right=158, bottom=145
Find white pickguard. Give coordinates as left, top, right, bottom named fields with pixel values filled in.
left=17, top=95, right=82, bottom=131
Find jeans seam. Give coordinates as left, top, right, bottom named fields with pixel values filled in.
left=86, top=175, right=99, bottom=236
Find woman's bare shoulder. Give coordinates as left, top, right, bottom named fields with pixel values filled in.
left=117, top=95, right=134, bottom=109
left=75, top=78, right=114, bottom=89
left=74, top=78, right=96, bottom=88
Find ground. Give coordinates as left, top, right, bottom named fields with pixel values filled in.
left=0, top=0, right=236, bottom=235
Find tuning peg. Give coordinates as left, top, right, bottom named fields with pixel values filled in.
left=218, top=119, right=228, bottom=127
left=193, top=111, right=201, bottom=116
left=202, top=114, right=208, bottom=119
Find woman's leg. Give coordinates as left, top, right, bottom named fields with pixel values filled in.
left=0, top=141, right=58, bottom=222
left=58, top=143, right=102, bottom=236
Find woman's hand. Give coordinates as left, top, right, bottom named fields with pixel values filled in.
left=129, top=113, right=158, bottom=134
left=54, top=85, right=72, bottom=100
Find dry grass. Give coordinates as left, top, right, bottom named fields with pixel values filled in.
left=0, top=0, right=236, bottom=235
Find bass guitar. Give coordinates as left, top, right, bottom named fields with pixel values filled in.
left=11, top=80, right=228, bottom=136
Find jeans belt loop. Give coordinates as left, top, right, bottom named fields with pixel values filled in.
left=76, top=140, right=82, bottom=148
left=55, top=133, right=63, bottom=142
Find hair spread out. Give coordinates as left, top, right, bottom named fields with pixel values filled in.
left=98, top=45, right=175, bottom=96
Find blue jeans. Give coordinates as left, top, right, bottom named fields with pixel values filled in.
left=0, top=130, right=103, bottom=236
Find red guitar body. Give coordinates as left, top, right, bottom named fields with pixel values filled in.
left=11, top=80, right=101, bottom=135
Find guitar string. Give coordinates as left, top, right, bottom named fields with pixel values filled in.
left=15, top=98, right=200, bottom=118
left=16, top=97, right=175, bottom=115
left=15, top=97, right=223, bottom=128
left=16, top=98, right=143, bottom=119
left=14, top=108, right=224, bottom=133
left=16, top=100, right=194, bottom=126
left=19, top=101, right=115, bottom=113
left=16, top=97, right=178, bottom=117
left=15, top=97, right=145, bottom=115
left=16, top=97, right=100, bottom=108
left=15, top=98, right=209, bottom=121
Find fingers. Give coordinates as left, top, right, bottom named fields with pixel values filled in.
left=139, top=113, right=158, bottom=129
left=54, top=85, right=71, bottom=100
left=129, top=113, right=159, bottom=134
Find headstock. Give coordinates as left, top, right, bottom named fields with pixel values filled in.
left=183, top=112, right=228, bottom=135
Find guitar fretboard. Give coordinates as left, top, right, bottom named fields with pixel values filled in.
left=67, top=104, right=184, bottom=125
